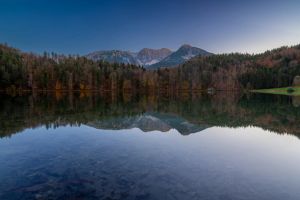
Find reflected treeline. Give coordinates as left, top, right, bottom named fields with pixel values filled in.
left=1, top=91, right=300, bottom=138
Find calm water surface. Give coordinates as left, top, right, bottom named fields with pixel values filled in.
left=1, top=92, right=300, bottom=200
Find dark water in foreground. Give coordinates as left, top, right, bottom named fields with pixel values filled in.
left=1, top=92, right=300, bottom=200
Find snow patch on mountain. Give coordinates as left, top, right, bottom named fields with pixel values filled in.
left=182, top=53, right=197, bottom=60
left=143, top=59, right=159, bottom=66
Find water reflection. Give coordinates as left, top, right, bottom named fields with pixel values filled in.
left=0, top=92, right=299, bottom=138
left=1, top=92, right=300, bottom=200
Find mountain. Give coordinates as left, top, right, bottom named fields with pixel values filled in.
left=148, top=44, right=213, bottom=69
left=136, top=48, right=172, bottom=66
left=85, top=45, right=212, bottom=68
left=86, top=50, right=139, bottom=65
left=86, top=48, right=172, bottom=66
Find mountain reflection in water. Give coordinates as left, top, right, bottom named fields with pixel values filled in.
left=0, top=92, right=299, bottom=138
left=2, top=92, right=300, bottom=200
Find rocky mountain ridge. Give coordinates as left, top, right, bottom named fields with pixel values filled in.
left=86, top=44, right=212, bottom=68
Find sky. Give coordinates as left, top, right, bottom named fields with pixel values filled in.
left=0, top=0, right=299, bottom=55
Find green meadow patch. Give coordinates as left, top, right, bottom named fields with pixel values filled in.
left=252, top=87, right=300, bottom=96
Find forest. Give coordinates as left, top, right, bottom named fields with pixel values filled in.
left=1, top=43, right=300, bottom=93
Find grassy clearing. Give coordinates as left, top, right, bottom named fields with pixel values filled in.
left=252, top=86, right=300, bottom=96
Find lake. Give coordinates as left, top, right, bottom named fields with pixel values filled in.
left=1, top=92, right=300, bottom=200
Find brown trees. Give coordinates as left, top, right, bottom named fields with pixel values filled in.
left=1, top=43, right=300, bottom=93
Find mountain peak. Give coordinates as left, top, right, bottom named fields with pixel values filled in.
left=179, top=44, right=192, bottom=49
left=148, top=45, right=213, bottom=69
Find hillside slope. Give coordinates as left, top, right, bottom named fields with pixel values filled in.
left=174, top=45, right=300, bottom=90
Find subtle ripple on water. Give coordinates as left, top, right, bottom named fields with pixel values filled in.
left=0, top=125, right=300, bottom=200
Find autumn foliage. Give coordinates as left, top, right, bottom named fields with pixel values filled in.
left=1, top=44, right=300, bottom=93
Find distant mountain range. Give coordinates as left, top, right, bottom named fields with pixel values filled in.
left=86, top=44, right=212, bottom=68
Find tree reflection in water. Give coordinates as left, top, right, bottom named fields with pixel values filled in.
left=0, top=91, right=299, bottom=138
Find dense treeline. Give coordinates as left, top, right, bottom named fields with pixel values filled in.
left=0, top=44, right=146, bottom=92
left=1, top=43, right=300, bottom=92
left=175, top=45, right=300, bottom=90
left=239, top=45, right=300, bottom=89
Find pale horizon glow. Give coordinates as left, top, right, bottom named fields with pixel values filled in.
left=0, top=0, right=299, bottom=55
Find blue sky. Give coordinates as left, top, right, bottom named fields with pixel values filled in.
left=0, top=0, right=299, bottom=54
